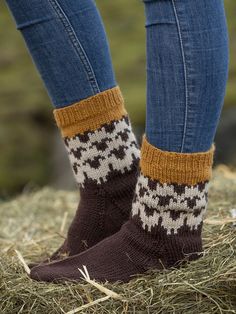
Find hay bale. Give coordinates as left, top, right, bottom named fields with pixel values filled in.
left=0, top=167, right=236, bottom=313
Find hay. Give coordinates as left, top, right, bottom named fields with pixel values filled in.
left=0, top=167, right=236, bottom=313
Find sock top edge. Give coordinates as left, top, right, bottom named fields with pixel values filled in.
left=53, top=87, right=128, bottom=137
left=53, top=86, right=124, bottom=126
left=140, top=135, right=214, bottom=185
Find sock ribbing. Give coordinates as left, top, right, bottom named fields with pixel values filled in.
left=141, top=135, right=214, bottom=185
left=53, top=87, right=126, bottom=138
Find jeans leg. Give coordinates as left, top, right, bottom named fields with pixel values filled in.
left=144, top=0, right=229, bottom=153
left=5, top=0, right=116, bottom=108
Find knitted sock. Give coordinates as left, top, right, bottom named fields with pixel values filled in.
left=33, top=87, right=140, bottom=265
left=30, top=136, right=214, bottom=283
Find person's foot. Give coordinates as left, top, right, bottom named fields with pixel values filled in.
left=30, top=137, right=214, bottom=283
left=30, top=220, right=202, bottom=283
left=30, top=170, right=138, bottom=267
left=30, top=87, right=140, bottom=267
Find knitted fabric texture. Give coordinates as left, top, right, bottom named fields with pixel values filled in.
left=132, top=173, right=208, bottom=235
left=132, top=136, right=214, bottom=236
left=31, top=87, right=140, bottom=267
left=30, top=137, right=214, bottom=283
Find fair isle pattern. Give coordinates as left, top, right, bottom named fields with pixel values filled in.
left=132, top=173, right=209, bottom=235
left=64, top=116, right=140, bottom=186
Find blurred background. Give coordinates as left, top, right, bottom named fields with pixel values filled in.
left=0, top=0, right=235, bottom=198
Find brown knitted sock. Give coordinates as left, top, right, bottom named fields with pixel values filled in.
left=30, top=137, right=214, bottom=283
left=31, top=87, right=140, bottom=266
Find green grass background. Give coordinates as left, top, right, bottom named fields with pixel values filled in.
left=0, top=0, right=236, bottom=196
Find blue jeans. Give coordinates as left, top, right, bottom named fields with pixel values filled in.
left=6, top=0, right=116, bottom=107
left=144, top=0, right=229, bottom=152
left=6, top=0, right=229, bottom=153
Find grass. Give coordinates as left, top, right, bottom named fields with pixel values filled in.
left=0, top=166, right=236, bottom=313
left=1, top=0, right=236, bottom=195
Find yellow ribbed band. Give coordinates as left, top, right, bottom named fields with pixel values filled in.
left=141, top=136, right=215, bottom=185
left=53, top=86, right=127, bottom=138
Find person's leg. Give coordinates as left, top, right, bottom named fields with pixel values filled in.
left=6, top=0, right=140, bottom=260
left=30, top=0, right=229, bottom=283
left=145, top=0, right=228, bottom=153
left=5, top=0, right=116, bottom=106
